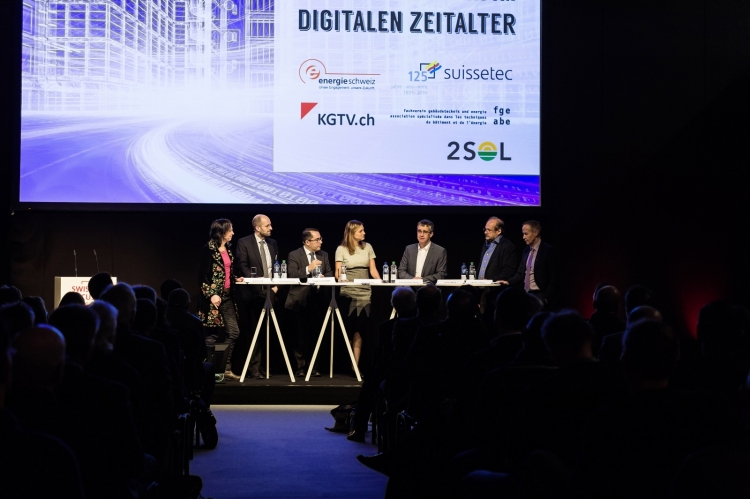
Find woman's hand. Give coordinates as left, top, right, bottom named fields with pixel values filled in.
left=235, top=276, right=244, bottom=282
left=210, top=295, right=221, bottom=307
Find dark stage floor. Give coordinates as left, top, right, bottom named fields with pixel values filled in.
left=213, top=373, right=363, bottom=405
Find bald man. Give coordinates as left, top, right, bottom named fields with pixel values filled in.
left=233, top=214, right=280, bottom=378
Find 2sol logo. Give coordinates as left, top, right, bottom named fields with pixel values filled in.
left=447, top=141, right=511, bottom=161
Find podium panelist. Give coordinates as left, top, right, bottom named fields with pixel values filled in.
left=335, top=220, right=382, bottom=371
left=284, top=228, right=333, bottom=377
left=499, top=220, right=559, bottom=308
left=478, top=217, right=519, bottom=325
left=233, top=214, right=278, bottom=379
left=198, top=219, right=243, bottom=380
left=397, top=219, right=448, bottom=284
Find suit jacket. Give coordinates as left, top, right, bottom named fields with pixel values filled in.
left=397, top=243, right=448, bottom=284
left=507, top=241, right=559, bottom=306
left=284, top=247, right=334, bottom=312
left=234, top=234, right=279, bottom=302
left=479, top=236, right=519, bottom=282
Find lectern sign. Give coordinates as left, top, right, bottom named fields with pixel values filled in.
left=54, top=276, right=118, bottom=307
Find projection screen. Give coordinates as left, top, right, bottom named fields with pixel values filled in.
left=19, top=0, right=540, bottom=206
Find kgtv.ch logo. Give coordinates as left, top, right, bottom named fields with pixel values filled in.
left=300, top=102, right=375, bottom=126
left=447, top=141, right=511, bottom=161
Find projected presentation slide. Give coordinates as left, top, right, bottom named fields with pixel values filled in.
left=19, top=0, right=540, bottom=206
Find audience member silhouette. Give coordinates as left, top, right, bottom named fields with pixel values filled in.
left=58, top=291, right=86, bottom=307
left=348, top=287, right=417, bottom=442
left=21, top=296, right=47, bottom=325
left=512, top=311, right=554, bottom=367
left=160, top=278, right=183, bottom=301
left=598, top=305, right=662, bottom=364
left=47, top=305, right=146, bottom=498
left=88, top=272, right=113, bottom=300
left=0, top=301, right=34, bottom=339
left=100, top=283, right=174, bottom=467
left=166, top=288, right=212, bottom=402
left=588, top=284, right=625, bottom=352
left=0, top=285, right=22, bottom=306
left=468, top=287, right=543, bottom=381
left=0, top=322, right=86, bottom=498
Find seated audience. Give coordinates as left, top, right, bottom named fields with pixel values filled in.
left=588, top=284, right=625, bottom=352
left=87, top=272, right=113, bottom=300
left=21, top=296, right=48, bottom=325
left=0, top=321, right=85, bottom=498
left=0, top=301, right=35, bottom=339
left=58, top=291, right=86, bottom=308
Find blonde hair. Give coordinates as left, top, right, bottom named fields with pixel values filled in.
left=340, top=220, right=364, bottom=255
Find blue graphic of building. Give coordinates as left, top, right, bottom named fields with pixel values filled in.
left=21, top=0, right=274, bottom=111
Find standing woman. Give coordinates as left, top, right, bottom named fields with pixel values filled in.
left=199, top=219, right=243, bottom=380
left=335, top=220, right=382, bottom=371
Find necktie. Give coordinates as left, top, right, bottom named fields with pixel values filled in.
left=259, top=240, right=269, bottom=277
left=524, top=248, right=534, bottom=291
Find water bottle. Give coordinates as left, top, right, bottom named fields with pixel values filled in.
left=340, top=260, right=347, bottom=282
left=390, top=261, right=397, bottom=282
left=469, top=262, right=476, bottom=280
left=273, top=260, right=280, bottom=279
left=461, top=263, right=468, bottom=281
left=383, top=262, right=390, bottom=282
left=280, top=260, right=287, bottom=279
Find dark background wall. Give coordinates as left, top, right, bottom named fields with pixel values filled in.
left=2, top=0, right=749, bottom=338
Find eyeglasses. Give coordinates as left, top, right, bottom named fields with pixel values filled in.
left=483, top=227, right=498, bottom=232
left=416, top=230, right=432, bottom=235
left=307, top=238, right=323, bottom=242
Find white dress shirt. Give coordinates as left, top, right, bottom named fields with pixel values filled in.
left=415, top=242, right=431, bottom=277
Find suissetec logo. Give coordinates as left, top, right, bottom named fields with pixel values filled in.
left=409, top=60, right=512, bottom=82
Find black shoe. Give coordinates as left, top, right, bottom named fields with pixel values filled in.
left=259, top=371, right=272, bottom=378
left=250, top=370, right=263, bottom=379
left=311, top=370, right=321, bottom=377
left=357, top=453, right=394, bottom=476
left=347, top=429, right=366, bottom=442
left=294, top=369, right=305, bottom=377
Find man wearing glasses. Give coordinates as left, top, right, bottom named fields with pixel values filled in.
left=285, top=228, right=333, bottom=377
left=397, top=219, right=448, bottom=284
left=479, top=217, right=520, bottom=324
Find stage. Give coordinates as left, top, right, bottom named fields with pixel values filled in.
left=212, top=373, right=363, bottom=405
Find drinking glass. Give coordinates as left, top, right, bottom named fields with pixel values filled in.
left=313, top=265, right=322, bottom=278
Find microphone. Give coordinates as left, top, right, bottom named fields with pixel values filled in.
left=74, top=249, right=78, bottom=277
left=93, top=249, right=100, bottom=274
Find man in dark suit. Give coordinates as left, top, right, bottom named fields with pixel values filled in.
left=284, top=228, right=333, bottom=377
left=478, top=217, right=519, bottom=326
left=500, top=220, right=559, bottom=309
left=233, top=214, right=279, bottom=378
left=397, top=219, right=448, bottom=284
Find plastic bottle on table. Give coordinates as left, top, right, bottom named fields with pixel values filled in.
left=469, top=262, right=476, bottom=280
left=461, top=263, right=468, bottom=281
left=273, top=261, right=280, bottom=279
left=340, top=260, right=347, bottom=282
left=383, top=262, right=390, bottom=283
left=390, top=261, right=398, bottom=282
left=280, top=260, right=287, bottom=279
